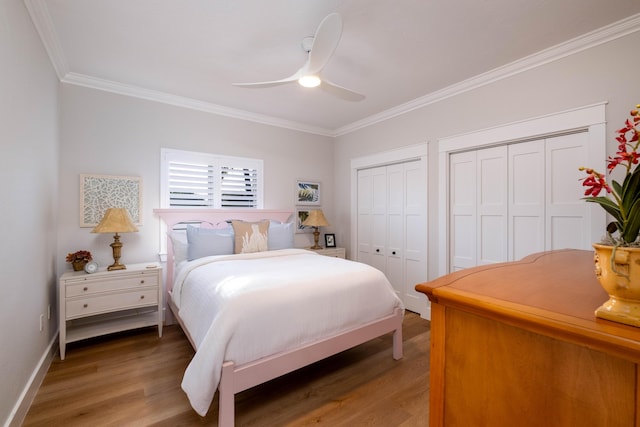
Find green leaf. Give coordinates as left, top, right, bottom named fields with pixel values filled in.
left=622, top=198, right=640, bottom=243
left=612, top=179, right=623, bottom=196
left=584, top=197, right=622, bottom=222
left=621, top=167, right=640, bottom=212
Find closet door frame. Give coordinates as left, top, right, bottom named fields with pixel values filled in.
left=437, top=103, right=607, bottom=277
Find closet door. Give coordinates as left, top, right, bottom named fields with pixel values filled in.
left=508, top=140, right=545, bottom=260
left=357, top=166, right=387, bottom=273
left=477, top=146, right=508, bottom=265
left=545, top=132, right=591, bottom=250
left=386, top=164, right=404, bottom=297
left=403, top=160, right=428, bottom=313
left=449, top=151, right=477, bottom=271
left=356, top=161, right=427, bottom=316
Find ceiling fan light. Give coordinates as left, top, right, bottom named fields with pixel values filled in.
left=298, top=75, right=321, bottom=88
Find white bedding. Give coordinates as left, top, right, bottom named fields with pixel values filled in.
left=173, top=248, right=404, bottom=416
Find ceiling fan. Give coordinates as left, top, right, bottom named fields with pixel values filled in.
left=232, top=13, right=365, bottom=102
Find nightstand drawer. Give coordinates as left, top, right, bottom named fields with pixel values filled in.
left=66, top=273, right=159, bottom=297
left=66, top=288, right=158, bottom=319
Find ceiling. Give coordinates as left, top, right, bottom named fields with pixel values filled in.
left=26, top=0, right=640, bottom=136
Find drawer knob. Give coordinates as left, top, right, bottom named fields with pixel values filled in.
left=140, top=280, right=145, bottom=284
left=83, top=303, right=88, bottom=308
left=83, top=287, right=88, bottom=291
left=376, top=248, right=380, bottom=253
left=392, top=251, right=397, bottom=255
left=140, top=295, right=145, bottom=299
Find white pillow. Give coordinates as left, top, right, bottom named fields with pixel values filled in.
left=186, top=225, right=235, bottom=260
left=167, top=231, right=188, bottom=265
left=268, top=220, right=294, bottom=250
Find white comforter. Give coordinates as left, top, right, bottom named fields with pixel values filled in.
left=172, top=249, right=403, bottom=416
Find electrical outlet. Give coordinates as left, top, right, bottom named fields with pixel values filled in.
left=47, top=304, right=51, bottom=320
left=39, top=314, right=44, bottom=332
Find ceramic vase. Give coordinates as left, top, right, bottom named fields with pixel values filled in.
left=593, top=243, right=640, bottom=327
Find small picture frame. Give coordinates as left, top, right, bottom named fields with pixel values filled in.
left=325, top=233, right=336, bottom=248
left=296, top=180, right=321, bottom=206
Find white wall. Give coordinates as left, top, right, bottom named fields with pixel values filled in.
left=0, top=0, right=60, bottom=425
left=57, top=84, right=336, bottom=274
left=334, top=30, right=640, bottom=280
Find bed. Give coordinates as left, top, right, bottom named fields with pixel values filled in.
left=154, top=208, right=404, bottom=426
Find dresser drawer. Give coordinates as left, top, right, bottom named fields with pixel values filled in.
left=66, top=288, right=158, bottom=319
left=66, top=273, right=158, bottom=297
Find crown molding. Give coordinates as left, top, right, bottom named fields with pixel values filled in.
left=334, top=13, right=640, bottom=136
left=23, top=1, right=640, bottom=137
left=23, top=0, right=68, bottom=79
left=61, top=73, right=334, bottom=136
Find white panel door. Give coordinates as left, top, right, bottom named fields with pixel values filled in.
left=545, top=132, right=591, bottom=250
left=477, top=146, right=508, bottom=265
left=357, top=160, right=428, bottom=317
left=403, top=159, right=428, bottom=314
left=450, top=151, right=477, bottom=271
left=508, top=140, right=545, bottom=261
left=386, top=163, right=404, bottom=297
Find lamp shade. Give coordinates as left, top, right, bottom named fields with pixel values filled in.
left=91, top=208, right=139, bottom=234
left=302, top=209, right=330, bottom=228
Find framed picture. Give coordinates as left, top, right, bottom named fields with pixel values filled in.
left=296, top=209, right=313, bottom=234
left=325, top=233, right=336, bottom=248
left=80, top=174, right=142, bottom=227
left=296, top=180, right=321, bottom=206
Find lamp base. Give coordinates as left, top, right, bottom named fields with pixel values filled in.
left=310, top=228, right=323, bottom=249
left=108, top=233, right=127, bottom=271
left=107, top=263, right=127, bottom=271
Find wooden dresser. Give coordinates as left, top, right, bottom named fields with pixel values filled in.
left=415, top=249, right=640, bottom=427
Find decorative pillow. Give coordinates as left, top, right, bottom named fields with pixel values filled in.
left=232, top=220, right=269, bottom=254
left=168, top=230, right=189, bottom=265
left=186, top=225, right=235, bottom=261
left=268, top=220, right=294, bottom=250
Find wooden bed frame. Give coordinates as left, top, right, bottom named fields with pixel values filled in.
left=154, top=208, right=404, bottom=426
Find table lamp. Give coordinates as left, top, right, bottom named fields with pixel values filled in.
left=302, top=209, right=330, bottom=249
left=91, top=208, right=139, bottom=270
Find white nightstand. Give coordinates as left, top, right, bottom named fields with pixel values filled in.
left=59, top=263, right=163, bottom=360
left=309, top=247, right=346, bottom=259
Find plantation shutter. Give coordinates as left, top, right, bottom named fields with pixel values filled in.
left=220, top=165, right=259, bottom=207
left=161, top=148, right=263, bottom=209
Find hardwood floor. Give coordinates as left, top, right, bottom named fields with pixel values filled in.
left=23, top=311, right=430, bottom=426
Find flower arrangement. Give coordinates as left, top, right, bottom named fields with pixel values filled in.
left=66, top=250, right=93, bottom=263
left=580, top=104, right=640, bottom=246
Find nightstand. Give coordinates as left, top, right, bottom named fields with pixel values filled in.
left=59, top=263, right=163, bottom=360
left=309, top=247, right=346, bottom=258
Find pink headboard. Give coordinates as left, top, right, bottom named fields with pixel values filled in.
left=153, top=209, right=293, bottom=292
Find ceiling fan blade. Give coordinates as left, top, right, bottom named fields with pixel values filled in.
left=232, top=72, right=300, bottom=88
left=306, top=13, right=343, bottom=75
left=320, top=79, right=365, bottom=102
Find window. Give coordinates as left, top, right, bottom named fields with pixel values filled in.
left=161, top=148, right=263, bottom=209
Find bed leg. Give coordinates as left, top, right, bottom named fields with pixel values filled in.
left=218, top=361, right=235, bottom=427
left=393, top=310, right=403, bottom=360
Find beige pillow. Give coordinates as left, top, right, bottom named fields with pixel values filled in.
left=232, top=220, right=269, bottom=254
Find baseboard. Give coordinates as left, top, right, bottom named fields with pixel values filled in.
left=4, top=333, right=58, bottom=427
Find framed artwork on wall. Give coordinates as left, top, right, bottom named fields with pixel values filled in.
left=295, top=209, right=313, bottom=234
left=296, top=181, right=321, bottom=206
left=325, top=233, right=336, bottom=248
left=80, top=174, right=142, bottom=227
